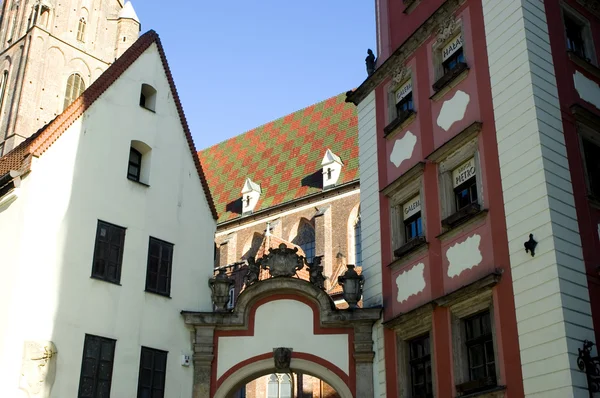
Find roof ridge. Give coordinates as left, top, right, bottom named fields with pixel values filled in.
left=198, top=91, right=349, bottom=153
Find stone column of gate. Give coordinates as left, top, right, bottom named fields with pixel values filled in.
left=192, top=326, right=215, bottom=398
left=353, top=321, right=376, bottom=397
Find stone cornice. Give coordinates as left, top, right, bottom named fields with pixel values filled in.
left=577, top=0, right=600, bottom=20
left=346, top=0, right=466, bottom=105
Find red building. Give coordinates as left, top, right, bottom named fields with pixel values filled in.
left=348, top=0, right=600, bottom=397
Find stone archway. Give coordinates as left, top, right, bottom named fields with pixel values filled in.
left=181, top=244, right=381, bottom=397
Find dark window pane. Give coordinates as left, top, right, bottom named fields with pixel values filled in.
left=565, top=15, right=586, bottom=59
left=405, top=213, right=423, bottom=242
left=92, top=221, right=125, bottom=283
left=137, top=348, right=168, bottom=398
left=146, top=238, right=173, bottom=296
left=465, top=312, right=495, bottom=383
left=455, top=178, right=478, bottom=211
left=410, top=335, right=432, bottom=397
left=583, top=139, right=600, bottom=198
left=78, top=335, right=116, bottom=398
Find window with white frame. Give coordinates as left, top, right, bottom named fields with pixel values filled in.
left=403, top=195, right=423, bottom=243
left=452, top=158, right=478, bottom=212
left=128, top=140, right=152, bottom=185
left=563, top=6, right=595, bottom=63
left=432, top=18, right=468, bottom=92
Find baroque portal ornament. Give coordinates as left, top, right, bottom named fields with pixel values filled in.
left=338, top=264, right=364, bottom=309
left=273, top=347, right=292, bottom=372
left=306, top=255, right=327, bottom=290
left=261, top=243, right=305, bottom=278
left=577, top=340, right=600, bottom=394
left=243, top=257, right=261, bottom=288
left=391, top=66, right=410, bottom=86
left=209, top=268, right=235, bottom=312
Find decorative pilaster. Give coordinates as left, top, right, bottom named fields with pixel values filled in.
left=353, top=322, right=376, bottom=398
left=192, top=326, right=215, bottom=398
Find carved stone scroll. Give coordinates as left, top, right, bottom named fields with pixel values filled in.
left=436, top=15, right=460, bottom=46
left=18, top=341, right=57, bottom=398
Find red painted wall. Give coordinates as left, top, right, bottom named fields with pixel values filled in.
left=373, top=1, right=524, bottom=396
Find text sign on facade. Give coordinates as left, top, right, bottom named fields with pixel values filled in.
left=452, top=158, right=476, bottom=188
left=403, top=195, right=421, bottom=219
left=442, top=34, right=463, bottom=62
left=395, top=80, right=413, bottom=104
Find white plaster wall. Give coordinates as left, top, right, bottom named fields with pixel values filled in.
left=396, top=262, right=426, bottom=303
left=436, top=90, right=470, bottom=131
left=390, top=131, right=417, bottom=168
left=217, top=300, right=349, bottom=378
left=0, top=43, right=216, bottom=397
left=357, top=90, right=386, bottom=397
left=483, top=0, right=592, bottom=396
left=573, top=71, right=600, bottom=110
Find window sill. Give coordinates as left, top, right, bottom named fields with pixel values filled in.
left=384, top=111, right=417, bottom=138
left=441, top=203, right=483, bottom=230
left=456, top=384, right=505, bottom=398
left=568, top=51, right=600, bottom=80
left=90, top=275, right=121, bottom=286
left=431, top=62, right=469, bottom=100
left=393, top=236, right=427, bottom=259
left=127, top=177, right=150, bottom=187
left=145, top=289, right=172, bottom=299
left=140, top=106, right=156, bottom=113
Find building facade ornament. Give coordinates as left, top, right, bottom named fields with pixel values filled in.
left=261, top=243, right=305, bottom=278
left=391, top=65, right=411, bottom=86
left=307, top=255, right=327, bottom=290
left=273, top=348, right=293, bottom=372
left=243, top=257, right=261, bottom=287
left=346, top=0, right=466, bottom=105
left=435, top=15, right=460, bottom=46
left=18, top=341, right=57, bottom=398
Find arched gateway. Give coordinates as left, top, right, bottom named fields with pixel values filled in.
left=182, top=244, right=381, bottom=397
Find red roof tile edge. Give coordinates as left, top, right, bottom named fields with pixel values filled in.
left=0, top=30, right=218, bottom=219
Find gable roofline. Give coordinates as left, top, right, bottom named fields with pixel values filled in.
left=0, top=30, right=218, bottom=219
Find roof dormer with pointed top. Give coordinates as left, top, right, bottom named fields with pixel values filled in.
left=321, top=149, right=343, bottom=189
left=241, top=178, right=261, bottom=215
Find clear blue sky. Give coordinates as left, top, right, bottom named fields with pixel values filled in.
left=134, top=1, right=376, bottom=150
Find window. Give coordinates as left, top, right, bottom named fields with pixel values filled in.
left=354, top=215, right=362, bottom=267
left=403, top=196, right=423, bottom=243
left=441, top=34, right=465, bottom=74
left=77, top=18, right=86, bottom=42
left=583, top=138, right=600, bottom=198
left=91, top=221, right=126, bottom=284
left=452, top=158, right=478, bottom=211
left=64, top=73, right=86, bottom=110
left=128, top=147, right=142, bottom=181
left=145, top=237, right=174, bottom=297
left=293, top=220, right=315, bottom=262
left=137, top=347, right=168, bottom=398
left=464, top=312, right=496, bottom=386
left=78, top=334, right=116, bottom=398
left=409, top=335, right=433, bottom=398
left=227, top=286, right=235, bottom=309
left=565, top=13, right=586, bottom=59
left=140, top=84, right=157, bottom=112
left=0, top=71, right=8, bottom=118
left=267, top=374, right=292, bottom=398
left=0, top=142, right=4, bottom=157
left=394, top=79, right=414, bottom=123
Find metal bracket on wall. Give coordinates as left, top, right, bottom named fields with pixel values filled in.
left=524, top=234, right=537, bottom=257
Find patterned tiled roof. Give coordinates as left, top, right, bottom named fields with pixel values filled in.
left=199, top=93, right=359, bottom=224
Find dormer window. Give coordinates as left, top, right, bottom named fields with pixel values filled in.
left=321, top=149, right=343, bottom=189
left=241, top=178, right=261, bottom=215
left=140, top=84, right=157, bottom=112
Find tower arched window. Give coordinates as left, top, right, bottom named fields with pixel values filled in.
left=293, top=220, right=315, bottom=262
left=354, top=214, right=362, bottom=267
left=77, top=18, right=86, bottom=42
left=0, top=71, right=8, bottom=117
left=267, top=374, right=292, bottom=398
left=63, top=73, right=85, bottom=110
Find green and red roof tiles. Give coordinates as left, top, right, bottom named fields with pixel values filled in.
left=199, top=93, right=359, bottom=224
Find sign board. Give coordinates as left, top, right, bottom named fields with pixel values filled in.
left=442, top=34, right=463, bottom=62
left=452, top=158, right=476, bottom=188
left=403, top=195, right=421, bottom=219
left=395, top=80, right=413, bottom=104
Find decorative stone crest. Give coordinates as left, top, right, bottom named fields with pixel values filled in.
left=18, top=341, right=57, bottom=398
left=243, top=257, right=261, bottom=287
left=209, top=268, right=235, bottom=312
left=391, top=66, right=411, bottom=86
left=261, top=243, right=304, bottom=278
left=436, top=15, right=460, bottom=46
left=306, top=255, right=327, bottom=290
left=273, top=347, right=292, bottom=372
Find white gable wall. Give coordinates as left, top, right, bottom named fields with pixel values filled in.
left=0, top=43, right=216, bottom=397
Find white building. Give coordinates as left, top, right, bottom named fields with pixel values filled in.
left=0, top=30, right=217, bottom=398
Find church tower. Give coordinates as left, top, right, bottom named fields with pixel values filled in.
left=0, top=0, right=141, bottom=155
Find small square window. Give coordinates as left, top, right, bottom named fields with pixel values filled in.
left=91, top=220, right=126, bottom=284
left=145, top=237, right=174, bottom=297
left=583, top=138, right=600, bottom=198
left=409, top=334, right=433, bottom=398
left=128, top=148, right=142, bottom=182
left=137, top=347, right=168, bottom=398
left=78, top=334, right=116, bottom=398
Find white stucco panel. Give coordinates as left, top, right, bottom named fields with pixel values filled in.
left=437, top=90, right=470, bottom=131
left=217, top=300, right=349, bottom=379
left=574, top=71, right=600, bottom=110
left=446, top=234, right=482, bottom=278
left=396, top=263, right=426, bottom=303
left=390, top=131, right=417, bottom=168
